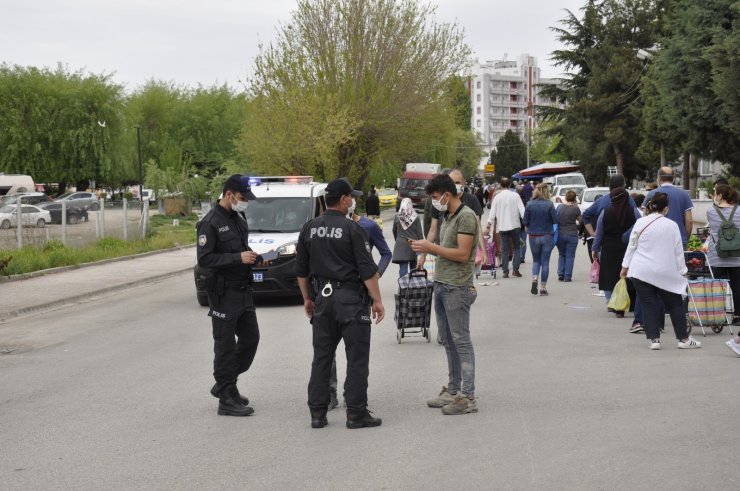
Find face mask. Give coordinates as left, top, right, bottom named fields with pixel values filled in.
left=231, top=197, right=248, bottom=213
left=432, top=194, right=448, bottom=212
left=346, top=198, right=356, bottom=218
left=455, top=184, right=464, bottom=195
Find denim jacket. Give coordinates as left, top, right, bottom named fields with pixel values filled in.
left=523, top=199, right=558, bottom=235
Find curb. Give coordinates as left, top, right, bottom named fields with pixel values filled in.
left=0, top=266, right=194, bottom=323
left=0, top=244, right=196, bottom=283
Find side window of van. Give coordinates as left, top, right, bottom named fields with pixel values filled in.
left=316, top=196, right=326, bottom=216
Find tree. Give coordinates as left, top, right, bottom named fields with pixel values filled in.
left=240, top=0, right=471, bottom=188
left=0, top=64, right=132, bottom=189
left=490, top=130, right=527, bottom=180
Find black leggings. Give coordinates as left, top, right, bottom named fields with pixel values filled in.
left=632, top=278, right=688, bottom=341
left=713, top=266, right=740, bottom=317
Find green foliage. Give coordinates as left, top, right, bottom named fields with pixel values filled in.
left=490, top=130, right=527, bottom=180
left=0, top=64, right=132, bottom=186
left=0, top=218, right=196, bottom=276
left=241, top=0, right=471, bottom=188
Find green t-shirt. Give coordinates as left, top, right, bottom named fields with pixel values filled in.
left=434, top=204, right=479, bottom=286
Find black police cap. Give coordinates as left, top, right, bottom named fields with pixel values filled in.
left=223, top=174, right=257, bottom=200
left=326, top=177, right=363, bottom=198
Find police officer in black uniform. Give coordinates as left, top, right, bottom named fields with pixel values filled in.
left=197, top=174, right=260, bottom=417
left=296, top=177, right=385, bottom=429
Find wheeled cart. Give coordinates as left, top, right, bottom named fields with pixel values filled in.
left=394, top=269, right=434, bottom=343
left=476, top=236, right=497, bottom=279
left=685, top=251, right=735, bottom=337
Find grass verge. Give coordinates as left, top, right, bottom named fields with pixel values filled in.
left=0, top=214, right=197, bottom=276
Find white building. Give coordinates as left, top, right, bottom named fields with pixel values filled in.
left=467, top=54, right=560, bottom=157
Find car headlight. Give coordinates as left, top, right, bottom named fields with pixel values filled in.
left=276, top=241, right=298, bottom=256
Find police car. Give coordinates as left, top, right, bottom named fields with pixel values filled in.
left=195, top=176, right=328, bottom=305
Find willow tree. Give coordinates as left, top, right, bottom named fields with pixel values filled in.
left=239, top=0, right=471, bottom=187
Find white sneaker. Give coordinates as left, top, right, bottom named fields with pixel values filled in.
left=677, top=336, right=702, bottom=349
left=725, top=339, right=740, bottom=357
left=649, top=339, right=661, bottom=350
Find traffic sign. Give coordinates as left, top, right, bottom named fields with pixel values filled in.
left=485, top=164, right=495, bottom=173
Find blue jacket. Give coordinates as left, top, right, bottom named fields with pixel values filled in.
left=357, top=216, right=392, bottom=277
left=523, top=199, right=558, bottom=235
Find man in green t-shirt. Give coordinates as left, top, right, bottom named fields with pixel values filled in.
left=410, top=174, right=479, bottom=415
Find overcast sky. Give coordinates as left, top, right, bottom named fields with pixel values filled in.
left=1, top=0, right=586, bottom=91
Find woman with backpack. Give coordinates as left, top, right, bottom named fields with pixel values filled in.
left=705, top=183, right=740, bottom=356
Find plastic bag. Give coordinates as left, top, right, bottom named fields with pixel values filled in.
left=607, top=278, right=630, bottom=312
left=589, top=260, right=600, bottom=283
left=475, top=246, right=485, bottom=266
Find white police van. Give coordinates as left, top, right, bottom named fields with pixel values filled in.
left=195, top=176, right=328, bottom=305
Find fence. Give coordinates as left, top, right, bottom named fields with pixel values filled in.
left=0, top=199, right=152, bottom=250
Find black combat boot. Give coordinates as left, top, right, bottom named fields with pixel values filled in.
left=217, top=385, right=254, bottom=417
left=211, top=383, right=249, bottom=405
left=310, top=409, right=328, bottom=429
left=346, top=408, right=382, bottom=429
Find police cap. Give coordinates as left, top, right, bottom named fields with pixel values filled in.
left=326, top=177, right=363, bottom=198
left=223, top=174, right=257, bottom=200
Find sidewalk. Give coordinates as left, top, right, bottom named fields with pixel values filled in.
left=0, top=246, right=196, bottom=322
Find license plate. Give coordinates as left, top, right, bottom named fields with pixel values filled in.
left=252, top=272, right=264, bottom=283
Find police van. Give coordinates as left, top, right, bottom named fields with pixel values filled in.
left=194, top=176, right=328, bottom=305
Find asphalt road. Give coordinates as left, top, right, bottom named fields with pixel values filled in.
left=1, top=217, right=739, bottom=490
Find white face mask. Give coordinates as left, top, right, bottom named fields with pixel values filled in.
left=432, top=194, right=448, bottom=212
left=455, top=184, right=464, bottom=195
left=231, top=197, right=248, bottom=213
left=346, top=198, right=356, bottom=218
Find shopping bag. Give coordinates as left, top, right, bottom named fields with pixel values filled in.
left=589, top=260, right=600, bottom=283
left=475, top=246, right=485, bottom=267
left=607, top=278, right=630, bottom=311
left=688, top=278, right=729, bottom=326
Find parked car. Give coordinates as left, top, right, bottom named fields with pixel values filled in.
left=0, top=204, right=52, bottom=229
left=38, top=202, right=84, bottom=224
left=0, top=192, right=53, bottom=206
left=377, top=188, right=398, bottom=208
left=54, top=191, right=100, bottom=211
left=578, top=187, right=610, bottom=213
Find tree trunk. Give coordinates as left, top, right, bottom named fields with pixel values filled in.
left=689, top=153, right=698, bottom=198
left=613, top=144, right=624, bottom=176
left=660, top=143, right=666, bottom=166
left=682, top=152, right=690, bottom=190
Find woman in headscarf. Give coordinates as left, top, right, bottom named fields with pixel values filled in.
left=392, top=198, right=424, bottom=277
left=592, top=186, right=641, bottom=317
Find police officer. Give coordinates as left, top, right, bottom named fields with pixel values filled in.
left=296, top=177, right=385, bottom=429
left=197, top=174, right=260, bottom=417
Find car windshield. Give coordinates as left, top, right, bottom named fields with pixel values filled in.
left=583, top=190, right=606, bottom=202
left=400, top=178, right=428, bottom=190
left=556, top=176, right=587, bottom=186
left=378, top=189, right=396, bottom=196
left=246, top=197, right=312, bottom=233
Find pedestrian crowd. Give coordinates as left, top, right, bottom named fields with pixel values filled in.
left=196, top=169, right=740, bottom=429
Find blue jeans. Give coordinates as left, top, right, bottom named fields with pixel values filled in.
left=529, top=235, right=555, bottom=283
left=398, top=258, right=418, bottom=277
left=434, top=281, right=477, bottom=397
left=499, top=228, right=521, bottom=274
left=556, top=234, right=578, bottom=280
left=520, top=229, right=527, bottom=260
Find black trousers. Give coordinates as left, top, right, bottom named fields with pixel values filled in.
left=713, top=266, right=740, bottom=317
left=210, top=289, right=260, bottom=394
left=308, top=288, right=371, bottom=413
left=632, top=278, right=687, bottom=341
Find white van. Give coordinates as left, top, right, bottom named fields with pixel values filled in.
left=194, top=176, right=328, bottom=305
left=0, top=174, right=35, bottom=196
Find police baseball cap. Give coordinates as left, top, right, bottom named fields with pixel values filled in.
left=326, top=177, right=363, bottom=198
left=222, top=174, right=257, bottom=200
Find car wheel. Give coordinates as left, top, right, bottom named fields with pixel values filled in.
left=68, top=215, right=78, bottom=225
left=0, top=220, right=10, bottom=229
left=89, top=202, right=100, bottom=211
left=37, top=218, right=46, bottom=228
left=197, top=291, right=210, bottom=307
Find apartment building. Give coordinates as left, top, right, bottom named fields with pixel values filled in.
left=467, top=54, right=559, bottom=155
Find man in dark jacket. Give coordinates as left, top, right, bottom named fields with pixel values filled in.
left=365, top=188, right=381, bottom=217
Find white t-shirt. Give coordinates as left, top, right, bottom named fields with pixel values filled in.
left=622, top=214, right=687, bottom=295
left=486, top=189, right=525, bottom=233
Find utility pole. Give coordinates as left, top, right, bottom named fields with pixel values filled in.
left=136, top=126, right=143, bottom=212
